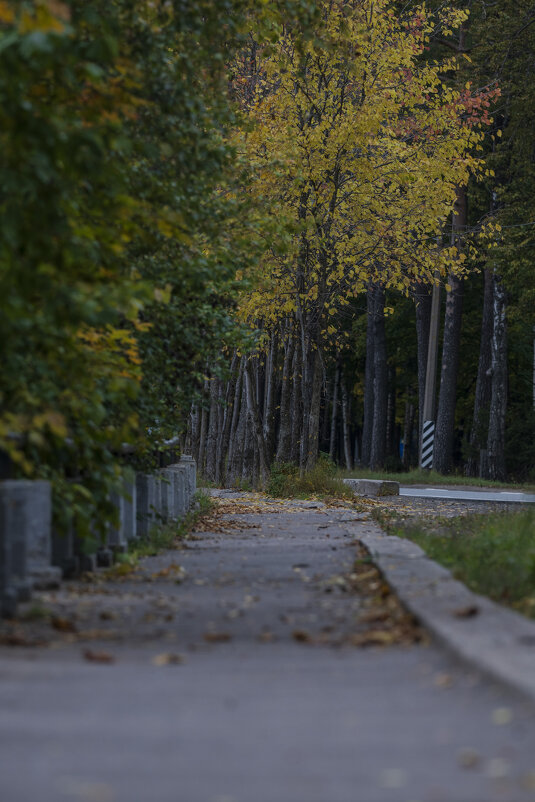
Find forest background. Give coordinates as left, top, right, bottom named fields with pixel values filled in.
left=0, top=0, right=534, bottom=539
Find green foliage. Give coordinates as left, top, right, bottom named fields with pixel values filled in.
left=397, top=510, right=535, bottom=618
left=0, top=1, right=317, bottom=535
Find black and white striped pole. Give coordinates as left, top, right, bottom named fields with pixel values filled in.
left=420, top=281, right=441, bottom=469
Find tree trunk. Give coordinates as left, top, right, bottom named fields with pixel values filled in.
left=485, top=270, right=507, bottom=481
left=216, top=353, right=239, bottom=484
left=263, top=333, right=278, bottom=464
left=370, top=286, right=388, bottom=470
left=305, top=349, right=323, bottom=470
left=276, top=334, right=294, bottom=463
left=414, top=283, right=432, bottom=444
left=197, top=378, right=210, bottom=475
left=290, top=342, right=302, bottom=465
left=245, top=358, right=270, bottom=484
left=361, top=284, right=376, bottom=467
left=433, top=187, right=467, bottom=474
left=465, top=267, right=493, bottom=476
left=341, top=371, right=352, bottom=470
left=329, top=362, right=340, bottom=460
left=204, top=377, right=219, bottom=481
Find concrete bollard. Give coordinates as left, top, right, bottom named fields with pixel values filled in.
left=136, top=473, right=158, bottom=538
left=178, top=455, right=196, bottom=508
left=25, top=481, right=61, bottom=589
left=122, top=477, right=137, bottom=542
left=108, top=491, right=128, bottom=553
left=0, top=481, right=37, bottom=616
left=158, top=471, right=174, bottom=523
left=162, top=465, right=187, bottom=521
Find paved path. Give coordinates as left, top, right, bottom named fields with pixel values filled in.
left=1, top=492, right=535, bottom=802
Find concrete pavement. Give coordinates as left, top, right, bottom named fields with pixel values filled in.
left=1, top=492, right=535, bottom=802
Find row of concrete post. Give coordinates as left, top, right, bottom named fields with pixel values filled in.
left=0, top=456, right=196, bottom=618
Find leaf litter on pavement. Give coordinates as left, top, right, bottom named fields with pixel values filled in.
left=0, top=490, right=426, bottom=655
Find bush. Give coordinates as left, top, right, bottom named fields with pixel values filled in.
left=267, top=455, right=352, bottom=499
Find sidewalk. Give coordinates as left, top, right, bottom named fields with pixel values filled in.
left=1, top=491, right=535, bottom=802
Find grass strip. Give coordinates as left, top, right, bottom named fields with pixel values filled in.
left=381, top=508, right=535, bottom=619
left=338, top=467, right=534, bottom=490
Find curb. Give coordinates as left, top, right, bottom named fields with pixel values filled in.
left=342, top=519, right=535, bottom=704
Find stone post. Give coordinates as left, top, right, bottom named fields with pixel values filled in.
left=0, top=481, right=36, bottom=616
left=25, top=480, right=61, bottom=589
left=136, top=474, right=158, bottom=538
left=163, top=465, right=187, bottom=521
left=179, top=455, right=196, bottom=509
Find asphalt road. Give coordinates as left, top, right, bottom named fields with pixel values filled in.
left=1, top=493, right=535, bottom=802
left=400, top=486, right=535, bottom=504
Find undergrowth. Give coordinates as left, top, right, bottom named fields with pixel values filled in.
left=386, top=509, right=535, bottom=618
left=267, top=454, right=354, bottom=500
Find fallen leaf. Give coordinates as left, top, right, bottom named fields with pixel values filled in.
left=51, top=616, right=77, bottom=633
left=203, top=632, right=232, bottom=643
left=434, top=672, right=453, bottom=688
left=351, top=630, right=395, bottom=647
left=292, top=629, right=312, bottom=643
left=453, top=604, right=480, bottom=618
left=152, top=652, right=185, bottom=666
left=458, top=748, right=481, bottom=769
left=83, top=649, right=115, bottom=664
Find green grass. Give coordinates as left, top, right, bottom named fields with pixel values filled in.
left=109, top=492, right=215, bottom=575
left=384, top=509, right=535, bottom=618
left=338, top=466, right=535, bottom=490
left=267, top=455, right=354, bottom=500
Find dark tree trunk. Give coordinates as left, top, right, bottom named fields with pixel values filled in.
left=305, top=349, right=323, bottom=470
left=341, top=371, right=352, bottom=470
left=370, top=286, right=388, bottom=470
left=262, top=334, right=277, bottom=463
left=433, top=272, right=464, bottom=473
left=485, top=271, right=508, bottom=481
left=329, top=362, right=340, bottom=460
left=414, top=283, right=432, bottom=443
left=361, top=285, right=376, bottom=466
left=245, top=358, right=270, bottom=484
left=276, top=334, right=294, bottom=463
left=290, top=343, right=302, bottom=464
left=434, top=187, right=467, bottom=474
left=197, top=378, right=210, bottom=475
left=216, top=353, right=239, bottom=484
left=465, top=267, right=493, bottom=476
left=204, top=377, right=219, bottom=481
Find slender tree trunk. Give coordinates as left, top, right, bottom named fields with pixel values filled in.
left=386, top=365, right=396, bottom=458
left=465, top=267, right=494, bottom=476
left=245, top=358, right=270, bottom=484
left=216, top=353, right=239, bottom=484
left=227, top=359, right=245, bottom=483
left=276, top=334, right=294, bottom=463
left=361, top=284, right=376, bottom=467
left=290, top=342, right=302, bottom=464
left=204, top=377, right=219, bottom=481
left=305, top=349, right=323, bottom=470
left=329, top=362, right=340, bottom=460
left=197, top=378, right=210, bottom=475
left=370, top=286, right=388, bottom=470
left=341, top=372, right=352, bottom=470
left=414, top=283, right=432, bottom=444
left=485, top=270, right=507, bottom=480
left=433, top=187, right=467, bottom=473
left=263, top=333, right=278, bottom=464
